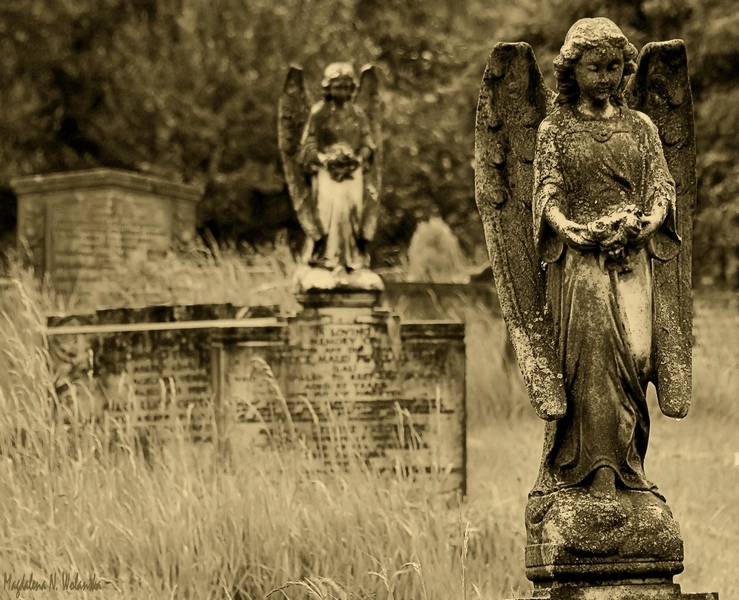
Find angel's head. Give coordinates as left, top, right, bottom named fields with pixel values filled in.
left=321, top=63, right=358, bottom=104
left=554, top=18, right=638, bottom=107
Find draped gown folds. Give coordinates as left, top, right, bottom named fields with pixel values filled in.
left=299, top=101, right=376, bottom=271
left=531, top=105, right=680, bottom=498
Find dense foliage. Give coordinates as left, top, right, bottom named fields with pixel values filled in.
left=0, top=0, right=737, bottom=284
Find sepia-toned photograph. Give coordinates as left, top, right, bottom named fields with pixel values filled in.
left=0, top=1, right=736, bottom=598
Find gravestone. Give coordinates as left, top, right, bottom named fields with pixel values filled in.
left=12, top=168, right=201, bottom=304
left=46, top=299, right=467, bottom=493
left=46, top=304, right=243, bottom=439
left=214, top=292, right=466, bottom=492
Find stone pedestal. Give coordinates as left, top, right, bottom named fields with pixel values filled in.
left=519, top=581, right=717, bottom=600
left=213, top=290, right=467, bottom=493
left=12, top=168, right=202, bottom=304
left=525, top=488, right=684, bottom=583
left=519, top=486, right=718, bottom=600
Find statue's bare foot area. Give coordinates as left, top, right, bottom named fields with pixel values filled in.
left=590, top=466, right=617, bottom=500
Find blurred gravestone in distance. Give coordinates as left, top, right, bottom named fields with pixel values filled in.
left=407, top=214, right=470, bottom=284
left=45, top=301, right=467, bottom=495
left=12, top=168, right=202, bottom=306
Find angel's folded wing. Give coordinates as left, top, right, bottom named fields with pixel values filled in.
left=278, top=66, right=322, bottom=241
left=627, top=41, right=696, bottom=419
left=356, top=64, right=382, bottom=242
left=475, top=43, right=565, bottom=421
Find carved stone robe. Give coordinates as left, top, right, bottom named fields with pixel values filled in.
left=299, top=100, right=376, bottom=271
left=531, top=105, right=679, bottom=497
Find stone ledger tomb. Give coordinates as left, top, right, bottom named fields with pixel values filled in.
left=213, top=293, right=466, bottom=492
left=46, top=299, right=466, bottom=493
left=12, top=168, right=201, bottom=303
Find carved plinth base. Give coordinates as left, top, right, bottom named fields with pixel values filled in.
left=294, top=265, right=384, bottom=296
left=297, top=289, right=383, bottom=310
left=525, top=550, right=682, bottom=582
left=526, top=488, right=683, bottom=583
left=515, top=582, right=718, bottom=600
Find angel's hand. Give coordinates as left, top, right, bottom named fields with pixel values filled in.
left=302, top=149, right=322, bottom=173
left=633, top=203, right=667, bottom=246
left=561, top=223, right=599, bottom=251
left=544, top=204, right=597, bottom=251
left=311, top=152, right=327, bottom=171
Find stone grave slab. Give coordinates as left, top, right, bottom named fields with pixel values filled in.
left=213, top=299, right=466, bottom=494
left=12, top=168, right=202, bottom=304
left=46, top=302, right=467, bottom=493
left=46, top=304, right=246, bottom=440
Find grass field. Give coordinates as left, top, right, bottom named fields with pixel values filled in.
left=0, top=260, right=736, bottom=599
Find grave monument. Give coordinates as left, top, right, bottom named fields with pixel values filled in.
left=278, top=61, right=383, bottom=292
left=475, top=18, right=717, bottom=599
left=12, top=168, right=201, bottom=305
left=210, top=60, right=466, bottom=490
left=43, top=64, right=467, bottom=493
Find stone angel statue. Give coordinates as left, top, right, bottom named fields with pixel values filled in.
left=279, top=62, right=383, bottom=292
left=475, top=18, right=696, bottom=584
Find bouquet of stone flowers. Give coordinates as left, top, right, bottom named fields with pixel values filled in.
left=586, top=204, right=644, bottom=271
left=320, top=143, right=361, bottom=182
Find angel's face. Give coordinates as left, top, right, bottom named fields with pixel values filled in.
left=574, top=45, right=624, bottom=104
left=327, top=77, right=355, bottom=103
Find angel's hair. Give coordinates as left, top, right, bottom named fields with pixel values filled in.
left=554, top=17, right=638, bottom=106
left=321, top=62, right=358, bottom=92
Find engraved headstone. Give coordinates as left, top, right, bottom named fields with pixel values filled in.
left=45, top=301, right=467, bottom=493
left=12, top=168, right=202, bottom=305
left=214, top=293, right=466, bottom=493
left=46, top=305, right=243, bottom=441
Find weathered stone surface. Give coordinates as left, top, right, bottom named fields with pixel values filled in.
left=12, top=168, right=202, bottom=305
left=517, top=582, right=717, bottom=600
left=214, top=301, right=466, bottom=493
left=46, top=301, right=466, bottom=492
left=46, top=304, right=247, bottom=438
left=526, top=489, right=683, bottom=581
left=476, top=17, right=699, bottom=587
left=294, top=264, right=384, bottom=293
left=298, top=289, right=383, bottom=310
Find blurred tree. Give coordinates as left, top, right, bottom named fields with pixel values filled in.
left=0, top=0, right=736, bottom=286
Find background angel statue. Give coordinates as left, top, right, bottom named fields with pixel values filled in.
left=279, top=62, right=383, bottom=292
left=476, top=18, right=696, bottom=581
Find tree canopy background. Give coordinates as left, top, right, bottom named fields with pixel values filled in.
left=1, top=0, right=737, bottom=286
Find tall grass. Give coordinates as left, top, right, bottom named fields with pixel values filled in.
left=0, top=260, right=736, bottom=599
left=32, top=238, right=300, bottom=315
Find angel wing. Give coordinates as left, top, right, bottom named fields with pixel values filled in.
left=278, top=66, right=322, bottom=241
left=626, top=41, right=696, bottom=419
left=355, top=64, right=382, bottom=242
left=475, top=43, right=565, bottom=420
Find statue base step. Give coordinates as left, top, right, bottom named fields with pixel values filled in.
left=516, top=582, right=718, bottom=600
left=297, top=289, right=382, bottom=310
left=526, top=543, right=683, bottom=582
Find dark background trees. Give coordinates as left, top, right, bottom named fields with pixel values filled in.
left=1, top=0, right=737, bottom=286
